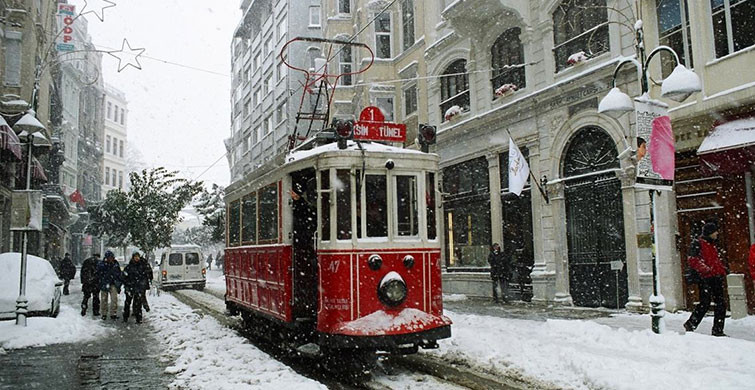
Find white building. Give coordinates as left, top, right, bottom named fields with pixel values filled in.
left=101, top=84, right=128, bottom=196
left=228, top=0, right=323, bottom=181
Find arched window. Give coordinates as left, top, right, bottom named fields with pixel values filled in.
left=553, top=0, right=609, bottom=72
left=562, top=126, right=619, bottom=177
left=491, top=27, right=526, bottom=97
left=439, top=59, right=469, bottom=122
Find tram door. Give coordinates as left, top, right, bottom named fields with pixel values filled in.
left=291, top=169, right=318, bottom=319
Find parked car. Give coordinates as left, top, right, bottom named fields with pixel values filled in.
left=157, top=245, right=206, bottom=291
left=0, top=252, right=62, bottom=320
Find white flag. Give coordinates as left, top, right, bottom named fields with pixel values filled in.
left=508, top=137, right=530, bottom=196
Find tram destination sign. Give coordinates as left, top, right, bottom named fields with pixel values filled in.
left=354, top=106, right=407, bottom=142
left=353, top=121, right=407, bottom=142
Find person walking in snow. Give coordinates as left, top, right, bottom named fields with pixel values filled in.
left=142, top=254, right=153, bottom=313
left=80, top=253, right=101, bottom=316
left=488, top=243, right=510, bottom=303
left=206, top=254, right=213, bottom=271
left=684, top=222, right=728, bottom=337
left=123, top=252, right=150, bottom=324
left=60, top=253, right=77, bottom=295
left=748, top=243, right=755, bottom=284
left=98, top=250, right=123, bottom=320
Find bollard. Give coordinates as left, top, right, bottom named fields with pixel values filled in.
left=726, top=274, right=747, bottom=320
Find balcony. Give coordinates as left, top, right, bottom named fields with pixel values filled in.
left=441, top=0, right=527, bottom=38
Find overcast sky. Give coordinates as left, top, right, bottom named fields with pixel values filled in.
left=69, top=0, right=240, bottom=187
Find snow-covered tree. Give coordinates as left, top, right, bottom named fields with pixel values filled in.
left=194, top=184, right=226, bottom=243
left=87, top=189, right=132, bottom=256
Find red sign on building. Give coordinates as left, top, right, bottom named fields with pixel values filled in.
left=354, top=106, right=407, bottom=142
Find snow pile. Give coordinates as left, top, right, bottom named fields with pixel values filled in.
left=567, top=51, right=588, bottom=65
left=337, top=308, right=449, bottom=335
left=494, top=83, right=518, bottom=97
left=698, top=118, right=755, bottom=154
left=0, top=304, right=111, bottom=350
left=443, top=294, right=468, bottom=302
left=429, top=310, right=755, bottom=390
left=151, top=294, right=325, bottom=389
left=0, top=252, right=60, bottom=317
left=444, top=105, right=462, bottom=121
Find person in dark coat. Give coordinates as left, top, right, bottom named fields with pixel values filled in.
left=684, top=222, right=728, bottom=336
left=123, top=252, right=151, bottom=323
left=206, top=254, right=213, bottom=271
left=80, top=253, right=101, bottom=316
left=141, top=254, right=153, bottom=313
left=60, top=253, right=76, bottom=295
left=98, top=251, right=123, bottom=320
left=488, top=243, right=510, bottom=303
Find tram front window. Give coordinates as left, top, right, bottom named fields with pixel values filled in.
left=336, top=169, right=352, bottom=239
left=366, top=174, right=388, bottom=237
left=396, top=175, right=418, bottom=236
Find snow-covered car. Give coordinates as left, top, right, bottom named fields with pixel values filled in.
left=0, top=252, right=62, bottom=320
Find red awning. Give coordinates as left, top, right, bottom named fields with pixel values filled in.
left=698, top=118, right=755, bottom=175
left=0, top=123, right=23, bottom=160
left=32, top=157, right=48, bottom=182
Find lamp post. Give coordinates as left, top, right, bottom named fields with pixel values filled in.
left=598, top=21, right=701, bottom=334
left=10, top=110, right=51, bottom=327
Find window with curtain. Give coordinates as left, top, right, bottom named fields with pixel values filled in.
left=491, top=27, right=526, bottom=97
left=552, top=0, right=609, bottom=72
left=440, top=59, right=469, bottom=122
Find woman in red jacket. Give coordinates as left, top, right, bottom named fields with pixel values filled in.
left=748, top=243, right=755, bottom=283
left=683, top=222, right=728, bottom=337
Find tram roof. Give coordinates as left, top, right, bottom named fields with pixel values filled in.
left=285, top=140, right=426, bottom=164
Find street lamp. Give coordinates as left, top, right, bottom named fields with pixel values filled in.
left=598, top=21, right=701, bottom=334
left=9, top=110, right=51, bottom=327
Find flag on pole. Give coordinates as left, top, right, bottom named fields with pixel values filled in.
left=508, top=137, right=530, bottom=196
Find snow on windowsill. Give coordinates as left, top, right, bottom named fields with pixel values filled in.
left=704, top=44, right=755, bottom=68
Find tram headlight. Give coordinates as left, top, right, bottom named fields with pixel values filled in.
left=403, top=255, right=415, bottom=269
left=378, top=271, right=407, bottom=307
left=367, top=254, right=383, bottom=271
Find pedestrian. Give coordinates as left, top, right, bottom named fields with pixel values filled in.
left=98, top=250, right=123, bottom=320
left=80, top=253, right=101, bottom=317
left=215, top=252, right=223, bottom=270
left=488, top=243, right=510, bottom=303
left=748, top=243, right=755, bottom=283
left=142, top=254, right=153, bottom=313
left=123, top=252, right=151, bottom=324
left=206, top=254, right=213, bottom=271
left=60, top=253, right=76, bottom=295
left=684, top=222, right=728, bottom=337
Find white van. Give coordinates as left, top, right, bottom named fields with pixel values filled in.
left=158, top=245, right=206, bottom=290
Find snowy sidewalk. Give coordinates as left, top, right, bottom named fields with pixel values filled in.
left=434, top=297, right=755, bottom=390
left=0, top=280, right=173, bottom=389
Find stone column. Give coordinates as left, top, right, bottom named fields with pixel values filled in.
left=550, top=181, right=573, bottom=305
left=487, top=153, right=503, bottom=248
left=618, top=169, right=644, bottom=312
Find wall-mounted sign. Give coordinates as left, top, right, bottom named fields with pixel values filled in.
left=56, top=4, right=76, bottom=52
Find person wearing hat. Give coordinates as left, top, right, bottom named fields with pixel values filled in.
left=684, top=222, right=728, bottom=336
left=98, top=250, right=123, bottom=320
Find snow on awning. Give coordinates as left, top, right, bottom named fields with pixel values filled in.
left=697, top=118, right=755, bottom=174
left=0, top=121, right=23, bottom=160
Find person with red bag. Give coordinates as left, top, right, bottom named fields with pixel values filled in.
left=683, top=222, right=728, bottom=337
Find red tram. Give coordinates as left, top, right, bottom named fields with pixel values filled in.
left=223, top=139, right=451, bottom=355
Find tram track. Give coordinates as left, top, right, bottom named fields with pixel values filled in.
left=170, top=288, right=530, bottom=389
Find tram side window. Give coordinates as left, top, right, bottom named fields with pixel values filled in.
left=426, top=172, right=437, bottom=239
left=228, top=200, right=241, bottom=246
left=355, top=170, right=363, bottom=238
left=259, top=184, right=278, bottom=242
left=242, top=192, right=257, bottom=244
left=396, top=175, right=418, bottom=236
left=320, top=170, right=330, bottom=241
left=366, top=174, right=388, bottom=237
left=336, top=169, right=352, bottom=240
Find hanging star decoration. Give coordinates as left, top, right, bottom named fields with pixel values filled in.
left=80, top=0, right=116, bottom=22
left=109, top=38, right=146, bottom=72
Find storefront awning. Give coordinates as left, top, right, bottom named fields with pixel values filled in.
left=0, top=121, right=23, bottom=160
left=698, top=118, right=755, bottom=174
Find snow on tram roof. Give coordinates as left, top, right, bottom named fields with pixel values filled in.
left=285, top=140, right=426, bottom=164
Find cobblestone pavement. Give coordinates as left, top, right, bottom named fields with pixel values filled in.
left=0, top=280, right=174, bottom=390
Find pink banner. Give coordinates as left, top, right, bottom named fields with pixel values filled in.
left=649, top=116, right=675, bottom=180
